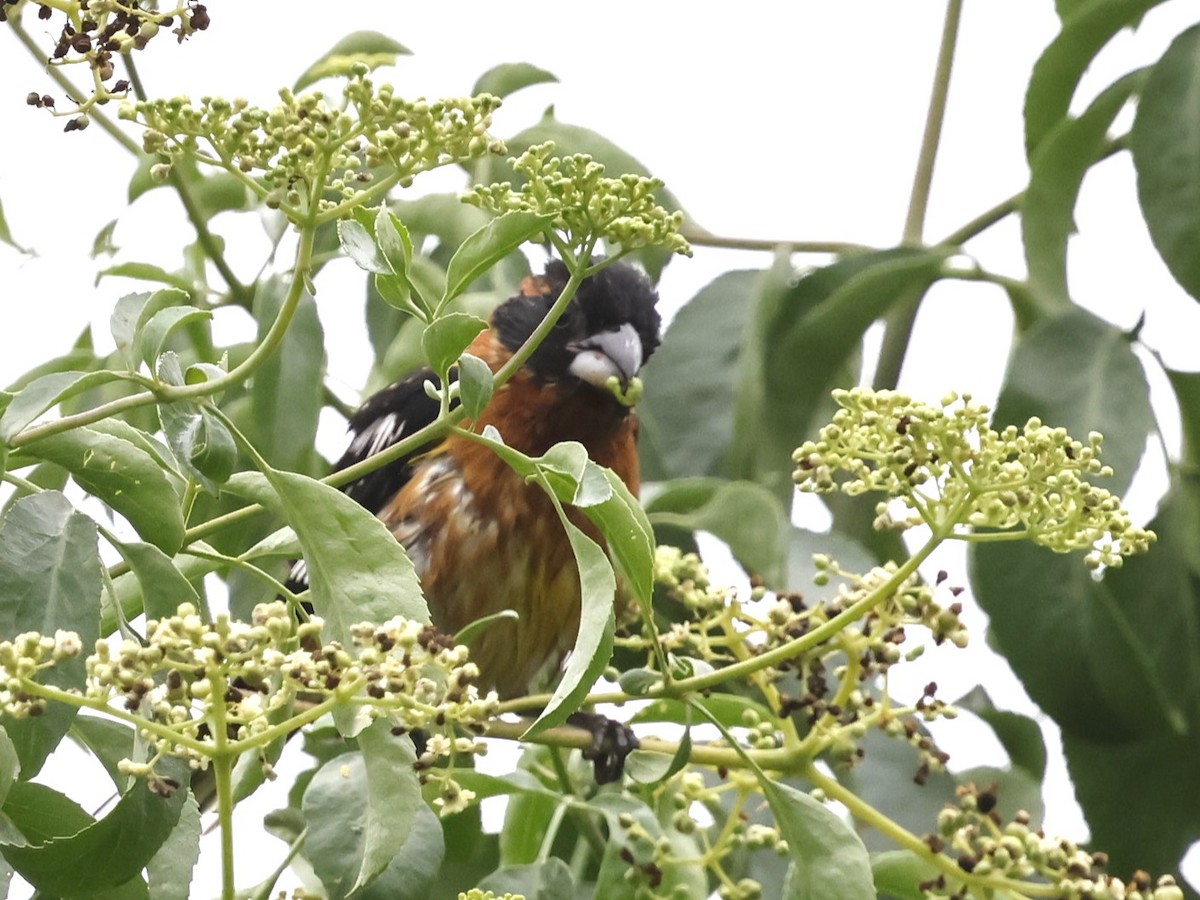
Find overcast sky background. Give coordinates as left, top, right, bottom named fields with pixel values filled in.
left=2, top=3, right=1199, bottom=895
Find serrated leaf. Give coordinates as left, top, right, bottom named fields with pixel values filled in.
left=294, top=31, right=412, bottom=91
left=1023, top=0, right=1164, bottom=157
left=524, top=518, right=615, bottom=738
left=0, top=370, right=126, bottom=442
left=441, top=211, right=556, bottom=308
left=759, top=778, right=874, bottom=900
left=301, top=725, right=421, bottom=898
left=1131, top=22, right=1200, bottom=300
left=458, top=353, right=494, bottom=420
left=472, top=62, right=558, bottom=99
left=0, top=757, right=187, bottom=895
left=375, top=206, right=413, bottom=277
left=1024, top=69, right=1145, bottom=311
left=338, top=218, right=388, bottom=273
left=26, top=427, right=185, bottom=553
left=421, top=313, right=488, bottom=380
left=0, top=493, right=100, bottom=777
left=646, top=477, right=787, bottom=583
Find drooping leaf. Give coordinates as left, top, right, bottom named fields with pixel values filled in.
left=302, top=725, right=421, bottom=898
left=1023, top=0, right=1165, bottom=156
left=1131, top=22, right=1200, bottom=300
left=421, top=313, right=488, bottom=380
left=760, top=778, right=874, bottom=900
left=441, top=210, right=556, bottom=308
left=0, top=493, right=100, bottom=777
left=249, top=277, right=326, bottom=471
left=136, top=305, right=212, bottom=368
left=472, top=62, right=558, bottom=99
left=25, top=427, right=185, bottom=553
left=239, top=469, right=429, bottom=644
left=294, top=31, right=412, bottom=91
left=0, top=756, right=187, bottom=895
left=524, top=517, right=615, bottom=738
left=646, top=477, right=787, bottom=583
left=1024, top=69, right=1145, bottom=310
left=991, top=308, right=1152, bottom=496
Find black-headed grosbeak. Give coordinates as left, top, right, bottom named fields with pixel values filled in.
left=310, top=259, right=660, bottom=777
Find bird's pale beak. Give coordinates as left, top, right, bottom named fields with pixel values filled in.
left=568, top=323, right=644, bottom=389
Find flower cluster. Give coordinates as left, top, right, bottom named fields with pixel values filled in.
left=793, top=389, right=1156, bottom=568
left=923, top=784, right=1183, bottom=899
left=466, top=143, right=692, bottom=257
left=120, top=70, right=503, bottom=222
left=6, top=1, right=208, bottom=126
left=0, top=603, right=498, bottom=779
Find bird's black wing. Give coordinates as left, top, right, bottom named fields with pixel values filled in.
left=287, top=368, right=443, bottom=592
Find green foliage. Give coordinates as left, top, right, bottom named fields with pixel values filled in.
left=1, top=6, right=1199, bottom=900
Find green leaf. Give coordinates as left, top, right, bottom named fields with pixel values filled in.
left=646, top=477, right=787, bottom=583
left=97, top=262, right=195, bottom=294
left=26, top=427, right=185, bottom=553
left=1023, top=0, right=1164, bottom=157
left=249, top=276, right=326, bottom=471
left=1131, top=22, right=1200, bottom=300
left=421, top=313, right=488, bottom=380
left=870, top=850, right=944, bottom=900
left=375, top=206, right=413, bottom=276
left=524, top=518, right=615, bottom=738
left=250, top=469, right=429, bottom=644
left=732, top=249, right=947, bottom=500
left=144, top=794, right=200, bottom=900
left=1024, top=69, right=1145, bottom=310
left=476, top=859, right=575, bottom=900
left=458, top=353, right=494, bottom=420
left=639, top=270, right=758, bottom=481
left=472, top=62, right=558, bottom=99
left=0, top=463, right=68, bottom=518
left=352, top=804, right=445, bottom=900
left=0, top=756, right=187, bottom=895
left=111, top=290, right=182, bottom=370
left=625, top=730, right=691, bottom=786
left=0, top=493, right=100, bottom=778
left=589, top=794, right=707, bottom=899
left=1166, top=367, right=1200, bottom=467
left=302, top=725, right=421, bottom=898
left=955, top=686, right=1047, bottom=780
left=759, top=778, right=874, bottom=900
left=68, top=715, right=136, bottom=789
left=92, top=218, right=120, bottom=257
left=112, top=539, right=201, bottom=623
left=0, top=729, right=18, bottom=807
left=0, top=196, right=30, bottom=254
left=294, top=31, right=412, bottom=91
left=441, top=211, right=556, bottom=307
left=992, top=308, right=1151, bottom=496
left=136, top=305, right=212, bottom=368
left=630, top=694, right=775, bottom=728
left=580, top=466, right=655, bottom=615
left=156, top=353, right=236, bottom=493
left=0, top=370, right=127, bottom=442
left=338, top=218, right=388, bottom=273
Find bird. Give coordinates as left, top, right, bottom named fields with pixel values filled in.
left=306, top=257, right=661, bottom=780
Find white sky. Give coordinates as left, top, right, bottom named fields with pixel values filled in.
left=2, top=3, right=1199, bottom=896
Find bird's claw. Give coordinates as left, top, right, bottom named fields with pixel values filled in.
left=569, top=711, right=638, bottom=784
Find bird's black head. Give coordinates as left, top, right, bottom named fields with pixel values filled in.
left=493, top=259, right=662, bottom=394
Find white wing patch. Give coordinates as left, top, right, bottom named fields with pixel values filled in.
left=348, top=412, right=407, bottom=459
